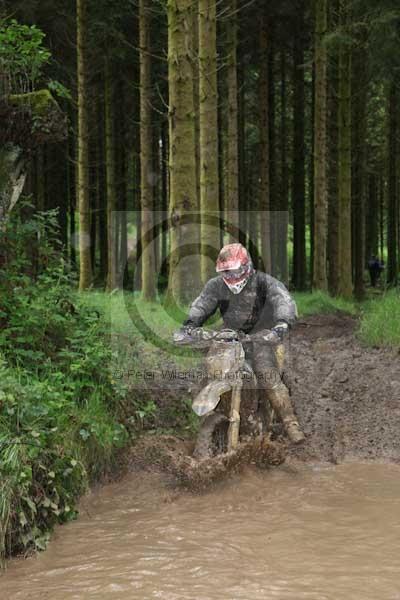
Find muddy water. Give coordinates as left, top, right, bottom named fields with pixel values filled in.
left=2, top=463, right=400, bottom=600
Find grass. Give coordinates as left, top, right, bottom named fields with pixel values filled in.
left=87, top=289, right=358, bottom=333
left=86, top=288, right=399, bottom=351
left=358, top=290, right=400, bottom=348
left=82, top=291, right=202, bottom=433
left=293, top=290, right=357, bottom=317
left=83, top=290, right=202, bottom=366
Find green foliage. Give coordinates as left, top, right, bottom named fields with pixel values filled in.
left=84, top=292, right=201, bottom=434
left=293, top=291, right=357, bottom=317
left=0, top=19, right=51, bottom=87
left=47, top=80, right=72, bottom=101
left=0, top=210, right=201, bottom=561
left=324, top=31, right=356, bottom=52
left=357, top=290, right=400, bottom=347
left=0, top=211, right=129, bottom=560
left=353, top=1, right=400, bottom=77
left=0, top=19, right=70, bottom=103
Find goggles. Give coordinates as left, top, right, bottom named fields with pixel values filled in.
left=221, top=266, right=248, bottom=281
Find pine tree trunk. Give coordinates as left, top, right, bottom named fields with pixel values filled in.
left=352, top=45, right=367, bottom=300
left=118, top=80, right=129, bottom=289
left=105, top=57, right=118, bottom=291
left=199, top=0, right=220, bottom=282
left=96, top=91, right=107, bottom=284
left=268, top=24, right=278, bottom=276
left=238, top=59, right=248, bottom=247
left=292, top=1, right=306, bottom=290
left=226, top=0, right=239, bottom=237
left=258, top=11, right=271, bottom=273
left=167, top=0, right=201, bottom=304
left=278, top=48, right=288, bottom=284
left=89, top=103, right=97, bottom=275
left=248, top=151, right=260, bottom=266
left=309, top=62, right=315, bottom=283
left=67, top=117, right=77, bottom=269
left=152, top=127, right=161, bottom=275
left=379, top=174, right=384, bottom=262
left=132, top=57, right=142, bottom=291
left=312, top=0, right=328, bottom=291
left=327, top=58, right=340, bottom=295
left=192, top=5, right=201, bottom=212
left=76, top=0, right=92, bottom=289
left=68, top=177, right=76, bottom=269
left=387, top=81, right=399, bottom=285
left=58, top=152, right=68, bottom=251
left=217, top=58, right=226, bottom=248
left=140, top=0, right=156, bottom=300
left=337, top=0, right=352, bottom=299
left=366, top=173, right=378, bottom=259
left=161, top=120, right=169, bottom=281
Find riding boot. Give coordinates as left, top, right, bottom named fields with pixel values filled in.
left=267, top=385, right=305, bottom=444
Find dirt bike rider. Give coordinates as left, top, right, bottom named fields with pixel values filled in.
left=181, top=243, right=305, bottom=444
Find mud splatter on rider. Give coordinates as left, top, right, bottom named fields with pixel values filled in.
left=181, top=243, right=305, bottom=444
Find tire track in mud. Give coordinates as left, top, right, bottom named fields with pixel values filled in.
left=287, top=314, right=400, bottom=463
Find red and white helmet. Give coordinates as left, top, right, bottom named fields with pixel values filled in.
left=216, top=243, right=253, bottom=294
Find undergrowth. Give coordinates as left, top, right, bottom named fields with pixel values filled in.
left=0, top=210, right=130, bottom=562
left=358, top=290, right=400, bottom=348
left=293, top=290, right=357, bottom=316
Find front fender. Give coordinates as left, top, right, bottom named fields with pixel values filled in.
left=192, top=380, right=232, bottom=417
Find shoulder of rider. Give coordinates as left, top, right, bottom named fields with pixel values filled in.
left=184, top=276, right=225, bottom=328
left=256, top=271, right=298, bottom=326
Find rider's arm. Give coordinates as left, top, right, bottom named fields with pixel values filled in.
left=262, top=273, right=298, bottom=328
left=183, top=277, right=221, bottom=328
left=269, top=278, right=297, bottom=327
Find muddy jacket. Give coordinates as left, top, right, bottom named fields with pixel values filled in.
left=184, top=271, right=297, bottom=333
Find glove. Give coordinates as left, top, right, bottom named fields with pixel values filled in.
left=182, top=324, right=194, bottom=335
left=271, top=321, right=289, bottom=341
left=172, top=324, right=193, bottom=344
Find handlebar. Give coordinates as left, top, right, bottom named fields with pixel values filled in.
left=173, top=327, right=279, bottom=347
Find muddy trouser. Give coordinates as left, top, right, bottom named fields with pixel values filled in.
left=243, top=340, right=299, bottom=428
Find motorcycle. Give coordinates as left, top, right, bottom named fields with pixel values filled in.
left=173, top=327, right=283, bottom=462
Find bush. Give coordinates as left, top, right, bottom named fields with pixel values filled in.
left=0, top=210, right=128, bottom=561
left=0, top=19, right=51, bottom=89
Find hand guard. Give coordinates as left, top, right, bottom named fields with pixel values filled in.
left=272, top=321, right=289, bottom=341
left=172, top=325, right=193, bottom=344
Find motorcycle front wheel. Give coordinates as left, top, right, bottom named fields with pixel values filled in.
left=193, top=412, right=229, bottom=459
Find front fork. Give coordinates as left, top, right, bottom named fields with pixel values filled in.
left=227, top=380, right=243, bottom=452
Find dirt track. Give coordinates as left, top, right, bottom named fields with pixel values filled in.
left=132, top=313, right=400, bottom=483
left=287, top=314, right=400, bottom=463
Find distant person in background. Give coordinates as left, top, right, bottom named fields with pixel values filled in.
left=368, top=255, right=384, bottom=287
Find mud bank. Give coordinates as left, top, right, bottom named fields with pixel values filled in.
left=287, top=313, right=400, bottom=463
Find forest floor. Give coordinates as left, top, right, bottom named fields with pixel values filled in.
left=130, top=312, right=400, bottom=485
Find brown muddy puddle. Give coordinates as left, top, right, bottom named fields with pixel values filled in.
left=2, top=462, right=400, bottom=600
